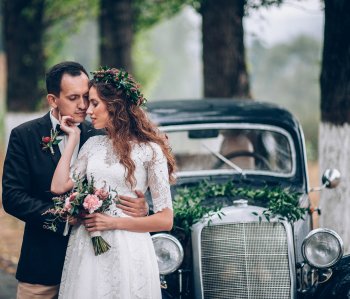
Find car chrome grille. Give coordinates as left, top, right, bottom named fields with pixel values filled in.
left=200, top=222, right=291, bottom=299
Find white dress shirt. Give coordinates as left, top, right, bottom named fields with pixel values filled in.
left=50, top=111, right=80, bottom=167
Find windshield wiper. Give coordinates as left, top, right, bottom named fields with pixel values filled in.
left=201, top=142, right=246, bottom=177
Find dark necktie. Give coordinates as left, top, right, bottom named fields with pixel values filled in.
left=55, top=124, right=66, bottom=136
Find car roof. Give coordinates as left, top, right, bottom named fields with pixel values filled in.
left=147, top=99, right=307, bottom=190
left=146, top=99, right=300, bottom=130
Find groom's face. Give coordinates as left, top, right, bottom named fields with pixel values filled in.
left=49, top=73, right=89, bottom=123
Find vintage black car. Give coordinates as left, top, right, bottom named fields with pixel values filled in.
left=146, top=99, right=349, bottom=299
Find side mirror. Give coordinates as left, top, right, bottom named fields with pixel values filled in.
left=309, top=168, right=341, bottom=192
left=322, top=168, right=341, bottom=189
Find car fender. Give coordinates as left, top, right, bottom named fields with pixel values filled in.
left=312, top=254, right=350, bottom=299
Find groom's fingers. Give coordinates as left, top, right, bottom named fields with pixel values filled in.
left=119, top=194, right=144, bottom=204
left=117, top=204, right=145, bottom=217
left=134, top=190, right=144, bottom=198
left=118, top=197, right=139, bottom=208
left=117, top=199, right=147, bottom=217
left=117, top=203, right=138, bottom=213
left=119, top=192, right=146, bottom=208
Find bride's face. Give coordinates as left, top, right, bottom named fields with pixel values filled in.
left=87, top=86, right=109, bottom=129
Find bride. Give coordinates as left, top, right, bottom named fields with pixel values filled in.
left=51, top=67, right=175, bottom=298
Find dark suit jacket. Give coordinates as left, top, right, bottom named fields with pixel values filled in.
left=2, top=112, right=101, bottom=285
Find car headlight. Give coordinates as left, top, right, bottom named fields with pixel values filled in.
left=302, top=228, right=343, bottom=268
left=152, top=233, right=184, bottom=275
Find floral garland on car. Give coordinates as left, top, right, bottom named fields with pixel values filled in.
left=172, top=180, right=307, bottom=240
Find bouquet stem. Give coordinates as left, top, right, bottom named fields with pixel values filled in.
left=90, top=231, right=111, bottom=256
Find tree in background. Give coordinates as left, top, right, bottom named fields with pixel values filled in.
left=319, top=0, right=350, bottom=253
left=0, top=2, right=5, bottom=144
left=200, top=0, right=287, bottom=98
left=99, top=0, right=133, bottom=72
left=133, top=0, right=284, bottom=98
left=99, top=0, right=193, bottom=73
left=3, top=0, right=45, bottom=111
left=2, top=0, right=95, bottom=112
left=201, top=0, right=250, bottom=97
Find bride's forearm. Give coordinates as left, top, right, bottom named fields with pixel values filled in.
left=114, top=208, right=173, bottom=232
left=51, top=136, right=77, bottom=194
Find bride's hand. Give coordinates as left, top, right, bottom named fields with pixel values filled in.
left=83, top=213, right=116, bottom=232
left=59, top=115, right=80, bottom=138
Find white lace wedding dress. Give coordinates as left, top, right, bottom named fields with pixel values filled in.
left=58, top=135, right=173, bottom=299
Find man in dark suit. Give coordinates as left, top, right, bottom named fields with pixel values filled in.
left=2, top=61, right=148, bottom=298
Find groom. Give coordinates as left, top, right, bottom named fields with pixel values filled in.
left=2, top=61, right=148, bottom=298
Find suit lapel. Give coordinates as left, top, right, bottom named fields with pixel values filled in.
left=37, top=112, right=61, bottom=166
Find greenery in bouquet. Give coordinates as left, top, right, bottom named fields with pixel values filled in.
left=44, top=174, right=119, bottom=255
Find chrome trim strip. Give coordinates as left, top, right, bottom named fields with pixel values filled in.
left=298, top=123, right=309, bottom=192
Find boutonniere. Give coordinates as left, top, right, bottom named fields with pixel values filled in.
left=41, top=129, right=62, bottom=155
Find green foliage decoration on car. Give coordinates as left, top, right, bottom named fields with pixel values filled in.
left=172, top=181, right=225, bottom=237
left=172, top=180, right=307, bottom=239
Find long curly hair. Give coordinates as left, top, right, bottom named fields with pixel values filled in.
left=89, top=68, right=176, bottom=188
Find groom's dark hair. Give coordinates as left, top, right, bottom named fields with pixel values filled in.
left=46, top=61, right=89, bottom=96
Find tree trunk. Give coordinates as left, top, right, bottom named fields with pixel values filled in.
left=319, top=0, right=350, bottom=253
left=4, top=0, right=45, bottom=112
left=201, top=0, right=250, bottom=98
left=99, top=0, right=133, bottom=72
left=0, top=1, right=5, bottom=145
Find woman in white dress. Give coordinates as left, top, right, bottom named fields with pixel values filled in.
left=51, top=67, right=176, bottom=299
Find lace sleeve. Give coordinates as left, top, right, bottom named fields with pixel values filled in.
left=148, top=143, right=173, bottom=213
left=70, top=137, right=93, bottom=182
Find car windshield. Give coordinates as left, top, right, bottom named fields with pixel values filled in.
left=161, top=124, right=295, bottom=177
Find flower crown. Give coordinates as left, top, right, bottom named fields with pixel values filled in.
left=91, top=67, right=147, bottom=106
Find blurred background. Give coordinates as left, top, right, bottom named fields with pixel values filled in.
left=0, top=0, right=329, bottom=295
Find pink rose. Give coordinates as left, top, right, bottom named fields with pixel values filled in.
left=83, top=194, right=102, bottom=213
left=94, top=189, right=109, bottom=200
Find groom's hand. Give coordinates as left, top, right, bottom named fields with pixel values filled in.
left=117, top=190, right=149, bottom=217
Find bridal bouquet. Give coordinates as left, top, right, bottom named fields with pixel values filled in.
left=44, top=175, right=118, bottom=256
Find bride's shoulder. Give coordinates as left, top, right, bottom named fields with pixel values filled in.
left=137, top=142, right=164, bottom=159
left=82, top=135, right=107, bottom=149
left=138, top=141, right=160, bottom=151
